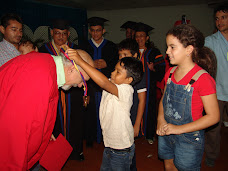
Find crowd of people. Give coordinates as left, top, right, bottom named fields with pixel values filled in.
left=0, top=3, right=227, bottom=171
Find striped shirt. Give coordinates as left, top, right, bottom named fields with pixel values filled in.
left=0, top=39, right=20, bottom=67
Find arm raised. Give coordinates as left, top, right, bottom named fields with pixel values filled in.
left=66, top=48, right=119, bottom=97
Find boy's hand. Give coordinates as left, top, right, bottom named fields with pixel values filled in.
left=133, top=124, right=140, bottom=137
left=65, top=48, right=83, bottom=65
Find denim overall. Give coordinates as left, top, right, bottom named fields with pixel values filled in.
left=158, top=66, right=207, bottom=171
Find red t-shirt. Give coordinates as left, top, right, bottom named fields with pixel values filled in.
left=164, top=64, right=216, bottom=121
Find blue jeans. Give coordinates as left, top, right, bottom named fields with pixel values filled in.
left=100, top=144, right=135, bottom=171
left=159, top=133, right=204, bottom=171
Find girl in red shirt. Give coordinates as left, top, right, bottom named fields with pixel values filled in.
left=157, top=25, right=220, bottom=171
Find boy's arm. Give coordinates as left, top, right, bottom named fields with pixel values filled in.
left=134, top=91, right=146, bottom=137
left=66, top=48, right=119, bottom=97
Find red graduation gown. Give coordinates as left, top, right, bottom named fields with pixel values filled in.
left=0, top=52, right=59, bottom=170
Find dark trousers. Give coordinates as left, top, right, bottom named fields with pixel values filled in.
left=205, top=100, right=226, bottom=160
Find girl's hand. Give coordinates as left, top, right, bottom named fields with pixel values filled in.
left=156, top=120, right=168, bottom=136
left=163, top=124, right=182, bottom=135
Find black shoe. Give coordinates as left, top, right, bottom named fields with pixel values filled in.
left=79, top=153, right=85, bottom=161
left=205, top=158, right=215, bottom=167
left=69, top=152, right=85, bottom=161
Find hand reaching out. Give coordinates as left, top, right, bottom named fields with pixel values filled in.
left=65, top=48, right=83, bottom=65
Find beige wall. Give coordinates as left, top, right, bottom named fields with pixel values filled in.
left=87, top=4, right=215, bottom=55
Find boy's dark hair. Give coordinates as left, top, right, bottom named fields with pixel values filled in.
left=118, top=38, right=139, bottom=57
left=1, top=13, right=23, bottom=28
left=214, top=3, right=228, bottom=15
left=20, top=39, right=36, bottom=50
left=119, top=57, right=143, bottom=86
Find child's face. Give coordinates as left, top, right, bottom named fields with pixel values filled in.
left=166, top=34, right=189, bottom=65
left=19, top=43, right=33, bottom=55
left=118, top=49, right=133, bottom=59
left=110, top=62, right=132, bottom=85
left=118, top=49, right=137, bottom=59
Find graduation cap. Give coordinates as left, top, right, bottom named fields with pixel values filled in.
left=87, top=17, right=108, bottom=27
left=51, top=19, right=70, bottom=30
left=120, top=21, right=137, bottom=30
left=135, top=22, right=154, bottom=34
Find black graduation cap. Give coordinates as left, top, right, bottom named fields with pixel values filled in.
left=51, top=19, right=70, bottom=30
left=135, top=22, right=154, bottom=34
left=87, top=17, right=108, bottom=27
left=120, top=21, right=137, bottom=30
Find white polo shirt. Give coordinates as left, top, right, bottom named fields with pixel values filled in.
left=99, top=83, right=134, bottom=149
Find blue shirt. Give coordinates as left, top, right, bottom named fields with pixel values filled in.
left=205, top=31, right=228, bottom=101
left=0, top=39, right=20, bottom=67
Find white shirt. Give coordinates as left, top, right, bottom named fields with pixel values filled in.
left=99, top=84, right=134, bottom=149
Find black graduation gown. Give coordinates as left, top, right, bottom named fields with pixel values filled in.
left=140, top=47, right=166, bottom=140
left=39, top=42, right=85, bottom=159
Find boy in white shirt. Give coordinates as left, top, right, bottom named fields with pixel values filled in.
left=66, top=47, right=143, bottom=171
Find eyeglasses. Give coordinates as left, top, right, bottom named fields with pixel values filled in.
left=54, top=31, right=68, bottom=37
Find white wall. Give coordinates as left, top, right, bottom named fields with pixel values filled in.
left=87, top=4, right=215, bottom=55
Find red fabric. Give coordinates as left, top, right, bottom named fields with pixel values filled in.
left=39, top=134, right=73, bottom=171
left=0, top=52, right=59, bottom=170
left=174, top=20, right=191, bottom=26
left=164, top=64, right=216, bottom=121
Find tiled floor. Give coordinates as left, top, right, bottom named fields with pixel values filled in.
left=63, top=125, right=228, bottom=171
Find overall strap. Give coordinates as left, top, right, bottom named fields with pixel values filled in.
left=167, top=66, right=177, bottom=84
left=184, top=69, right=208, bottom=92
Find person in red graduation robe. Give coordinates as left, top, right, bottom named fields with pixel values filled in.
left=0, top=51, right=59, bottom=170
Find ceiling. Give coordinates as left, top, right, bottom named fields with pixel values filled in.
left=34, top=0, right=226, bottom=11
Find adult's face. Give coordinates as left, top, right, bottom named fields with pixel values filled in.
left=126, top=28, right=135, bottom=39
left=215, top=10, right=228, bottom=33
left=63, top=65, right=90, bottom=90
left=51, top=28, right=70, bottom=46
left=89, top=25, right=105, bottom=43
left=0, top=20, right=22, bottom=46
left=135, top=31, right=149, bottom=49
